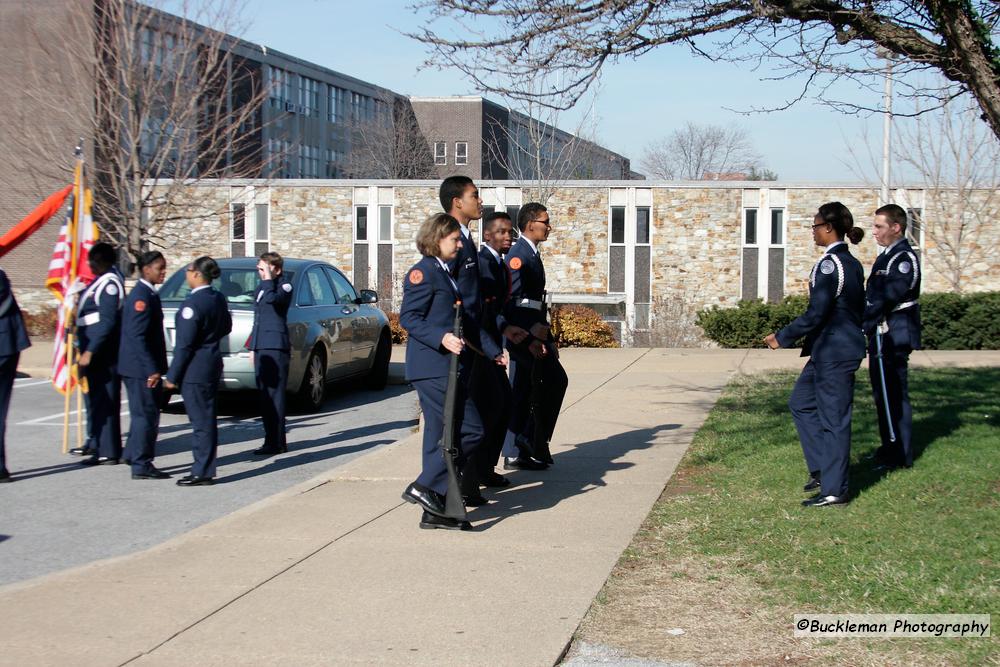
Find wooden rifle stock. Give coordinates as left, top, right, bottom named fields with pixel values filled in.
left=439, top=301, right=469, bottom=521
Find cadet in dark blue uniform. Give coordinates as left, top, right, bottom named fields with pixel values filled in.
left=440, top=176, right=492, bottom=504
left=765, top=202, right=867, bottom=507
left=0, top=266, right=31, bottom=482
left=502, top=202, right=568, bottom=470
left=863, top=204, right=921, bottom=470
left=120, top=251, right=171, bottom=480
left=75, top=242, right=124, bottom=466
left=163, top=256, right=232, bottom=486
left=474, top=211, right=530, bottom=488
left=250, top=251, right=293, bottom=457
left=400, top=213, right=484, bottom=531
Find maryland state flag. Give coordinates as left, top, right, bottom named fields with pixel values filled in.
left=0, top=185, right=73, bottom=259
left=46, top=159, right=99, bottom=394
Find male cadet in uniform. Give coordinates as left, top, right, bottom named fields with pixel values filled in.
left=0, top=265, right=31, bottom=482
left=120, top=251, right=171, bottom=479
left=473, top=211, right=531, bottom=487
left=440, top=176, right=494, bottom=504
left=502, top=202, right=569, bottom=470
left=863, top=204, right=921, bottom=470
left=74, top=242, right=125, bottom=466
left=249, top=252, right=293, bottom=456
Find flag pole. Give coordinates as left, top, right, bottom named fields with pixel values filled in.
left=61, top=143, right=84, bottom=454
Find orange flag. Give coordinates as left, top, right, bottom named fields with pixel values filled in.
left=0, top=185, right=73, bottom=258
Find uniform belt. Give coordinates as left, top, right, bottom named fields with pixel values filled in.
left=79, top=312, right=100, bottom=326
left=516, top=298, right=543, bottom=311
left=892, top=300, right=917, bottom=312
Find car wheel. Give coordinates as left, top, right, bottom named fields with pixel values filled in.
left=296, top=348, right=326, bottom=412
left=365, top=331, right=391, bottom=390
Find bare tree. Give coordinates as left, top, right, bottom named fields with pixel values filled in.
left=410, top=1, right=1000, bottom=141
left=897, top=101, right=1000, bottom=292
left=2, top=0, right=269, bottom=264
left=639, top=122, right=774, bottom=180
left=343, top=95, right=437, bottom=179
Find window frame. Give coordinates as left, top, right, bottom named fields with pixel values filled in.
left=434, top=141, right=447, bottom=165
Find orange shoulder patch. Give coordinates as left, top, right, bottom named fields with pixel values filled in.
left=509, top=257, right=522, bottom=270
left=408, top=269, right=424, bottom=285
left=134, top=300, right=147, bottom=312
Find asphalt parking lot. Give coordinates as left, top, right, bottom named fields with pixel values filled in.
left=0, top=375, right=418, bottom=586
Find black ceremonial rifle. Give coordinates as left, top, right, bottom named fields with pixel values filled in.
left=439, top=301, right=470, bottom=522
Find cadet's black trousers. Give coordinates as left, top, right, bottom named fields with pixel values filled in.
left=123, top=376, right=162, bottom=473
left=82, top=363, right=122, bottom=460
left=868, top=336, right=913, bottom=467
left=181, top=381, right=218, bottom=479
left=469, top=354, right=512, bottom=477
left=0, top=353, right=17, bottom=473
left=412, top=374, right=483, bottom=496
left=255, top=349, right=289, bottom=449
left=502, top=347, right=568, bottom=459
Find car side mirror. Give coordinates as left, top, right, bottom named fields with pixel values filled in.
left=356, top=289, right=378, bottom=304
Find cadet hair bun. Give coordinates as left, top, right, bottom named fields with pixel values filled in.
left=846, top=226, right=865, bottom=245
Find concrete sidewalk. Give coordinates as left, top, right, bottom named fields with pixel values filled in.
left=1, top=348, right=997, bottom=666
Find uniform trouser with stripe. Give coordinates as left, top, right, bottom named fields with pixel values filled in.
left=82, top=363, right=122, bottom=460
left=181, top=381, right=218, bottom=479
left=789, top=358, right=861, bottom=497
left=469, top=354, right=511, bottom=478
left=0, top=353, right=17, bottom=473
left=868, top=338, right=913, bottom=467
left=502, top=348, right=568, bottom=459
left=123, top=376, right=162, bottom=473
left=412, top=374, right=483, bottom=496
left=255, top=349, right=289, bottom=449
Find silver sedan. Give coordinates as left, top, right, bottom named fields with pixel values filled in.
left=159, top=257, right=392, bottom=411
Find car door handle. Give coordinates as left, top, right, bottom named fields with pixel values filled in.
left=340, top=307, right=353, bottom=315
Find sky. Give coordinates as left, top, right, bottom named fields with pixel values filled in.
left=224, top=0, right=893, bottom=182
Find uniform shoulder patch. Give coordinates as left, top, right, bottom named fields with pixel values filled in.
left=898, top=261, right=911, bottom=274
left=181, top=306, right=195, bottom=320
left=820, top=259, right=836, bottom=275
left=509, top=257, right=522, bottom=270
left=105, top=283, right=119, bottom=296
left=281, top=282, right=293, bottom=292
left=408, top=269, right=424, bottom=285
left=134, top=300, right=147, bottom=313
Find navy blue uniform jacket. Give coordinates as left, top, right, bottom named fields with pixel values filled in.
left=401, top=255, right=473, bottom=382
left=119, top=280, right=167, bottom=379
left=862, top=239, right=921, bottom=350
left=76, top=270, right=124, bottom=364
left=0, top=268, right=31, bottom=357
left=505, top=237, right=546, bottom=334
left=166, top=287, right=233, bottom=385
left=250, top=277, right=293, bottom=351
left=477, top=246, right=510, bottom=353
left=447, top=230, right=490, bottom=358
left=776, top=243, right=866, bottom=362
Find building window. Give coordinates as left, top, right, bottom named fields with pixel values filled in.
left=270, top=67, right=294, bottom=108
left=231, top=203, right=245, bottom=241
left=906, top=208, right=923, bottom=250
left=378, top=205, right=392, bottom=242
left=299, top=76, right=319, bottom=117
left=434, top=142, right=447, bottom=165
left=770, top=209, right=783, bottom=245
left=254, top=203, right=270, bottom=255
left=636, top=206, right=651, bottom=245
left=350, top=92, right=374, bottom=122
left=611, top=206, right=626, bottom=245
left=744, top=209, right=758, bottom=245
left=299, top=144, right=320, bottom=178
left=355, top=206, right=368, bottom=241
left=329, top=87, right=348, bottom=124
left=455, top=142, right=468, bottom=165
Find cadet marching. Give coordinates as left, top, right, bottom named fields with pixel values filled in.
left=0, top=189, right=920, bottom=521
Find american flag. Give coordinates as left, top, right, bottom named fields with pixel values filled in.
left=45, top=159, right=98, bottom=394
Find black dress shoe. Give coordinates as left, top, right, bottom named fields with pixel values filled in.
left=253, top=444, right=288, bottom=456
left=132, top=468, right=172, bottom=480
left=481, top=471, right=510, bottom=488
left=530, top=439, right=555, bottom=465
left=802, top=494, right=849, bottom=507
left=81, top=456, right=119, bottom=466
left=419, top=511, right=471, bottom=531
left=0, top=469, right=11, bottom=483
left=401, top=482, right=447, bottom=517
left=176, top=476, right=214, bottom=486
left=503, top=456, right=548, bottom=471
left=463, top=493, right=488, bottom=507
left=69, top=447, right=96, bottom=457
left=803, top=475, right=821, bottom=492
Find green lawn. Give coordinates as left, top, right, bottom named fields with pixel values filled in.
left=644, top=367, right=999, bottom=664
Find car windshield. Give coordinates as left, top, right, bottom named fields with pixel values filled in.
left=159, top=267, right=295, bottom=305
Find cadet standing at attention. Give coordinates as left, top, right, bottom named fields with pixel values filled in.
left=400, top=213, right=483, bottom=530
left=502, top=202, right=568, bottom=471
left=74, top=242, right=125, bottom=466
left=0, top=265, right=31, bottom=482
left=163, top=256, right=232, bottom=486
left=119, top=251, right=171, bottom=480
left=765, top=202, right=867, bottom=507
left=250, top=252, right=293, bottom=457
left=863, top=204, right=921, bottom=470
